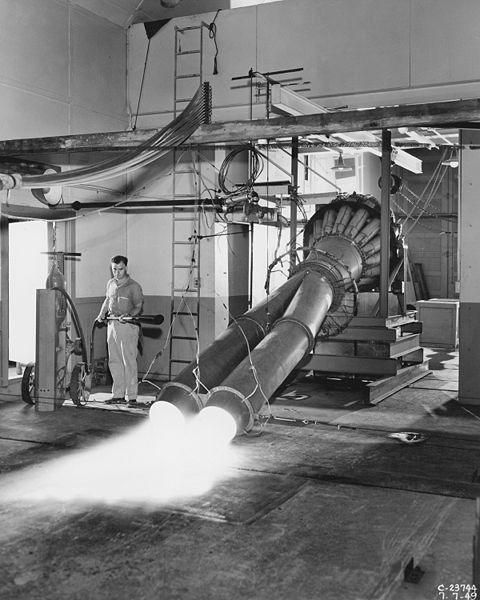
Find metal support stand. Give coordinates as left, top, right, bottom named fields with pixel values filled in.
left=379, top=129, right=392, bottom=318
left=289, top=136, right=299, bottom=275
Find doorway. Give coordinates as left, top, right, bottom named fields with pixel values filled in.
left=8, top=220, right=49, bottom=378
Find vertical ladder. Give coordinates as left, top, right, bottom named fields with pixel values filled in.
left=169, top=24, right=204, bottom=379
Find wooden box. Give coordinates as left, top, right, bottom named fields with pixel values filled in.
left=417, top=298, right=459, bottom=348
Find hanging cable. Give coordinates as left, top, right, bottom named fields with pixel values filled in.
left=132, top=37, right=151, bottom=130
left=403, top=152, right=449, bottom=235
left=207, top=10, right=221, bottom=75
left=1, top=83, right=212, bottom=192
left=218, top=146, right=264, bottom=196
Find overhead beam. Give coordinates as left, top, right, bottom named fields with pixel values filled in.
left=197, top=97, right=478, bottom=144
left=0, top=97, right=478, bottom=156
left=270, top=85, right=422, bottom=173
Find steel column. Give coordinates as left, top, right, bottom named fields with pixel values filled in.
left=289, top=136, right=299, bottom=274
left=379, top=129, right=392, bottom=318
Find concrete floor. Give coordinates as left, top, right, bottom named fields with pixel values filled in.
left=0, top=347, right=477, bottom=599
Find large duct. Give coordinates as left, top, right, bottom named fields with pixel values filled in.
left=157, top=270, right=306, bottom=414
left=160, top=192, right=403, bottom=437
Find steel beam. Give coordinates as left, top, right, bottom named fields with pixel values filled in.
left=0, top=97, right=479, bottom=155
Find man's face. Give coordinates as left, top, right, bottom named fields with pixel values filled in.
left=111, top=261, right=127, bottom=281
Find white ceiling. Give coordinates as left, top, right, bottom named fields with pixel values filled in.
left=72, top=0, right=283, bottom=28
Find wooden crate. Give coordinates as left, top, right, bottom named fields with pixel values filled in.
left=417, top=299, right=459, bottom=348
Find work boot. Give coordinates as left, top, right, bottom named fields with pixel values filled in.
left=105, top=397, right=126, bottom=405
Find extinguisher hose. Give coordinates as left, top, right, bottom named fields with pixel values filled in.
left=50, top=287, right=88, bottom=364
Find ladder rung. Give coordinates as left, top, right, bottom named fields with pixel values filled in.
left=173, top=288, right=199, bottom=294
left=176, top=73, right=201, bottom=80
left=173, top=263, right=198, bottom=268
left=175, top=311, right=199, bottom=317
left=174, top=168, right=197, bottom=174
left=175, top=25, right=202, bottom=32
left=173, top=241, right=197, bottom=246
left=171, top=336, right=197, bottom=341
left=175, top=98, right=194, bottom=104
left=177, top=50, right=201, bottom=56
left=170, top=359, right=192, bottom=365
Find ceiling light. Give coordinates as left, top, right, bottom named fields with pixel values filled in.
left=331, top=152, right=353, bottom=173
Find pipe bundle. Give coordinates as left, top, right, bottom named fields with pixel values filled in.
left=0, top=83, right=212, bottom=191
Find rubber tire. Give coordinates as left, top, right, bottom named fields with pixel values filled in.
left=69, top=363, right=87, bottom=407
left=21, top=362, right=35, bottom=405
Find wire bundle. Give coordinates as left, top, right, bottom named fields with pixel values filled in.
left=14, top=83, right=212, bottom=191
left=217, top=145, right=264, bottom=197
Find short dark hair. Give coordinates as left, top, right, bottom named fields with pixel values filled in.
left=111, top=255, right=128, bottom=265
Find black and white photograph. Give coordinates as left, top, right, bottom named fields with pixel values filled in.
left=0, top=1, right=477, bottom=598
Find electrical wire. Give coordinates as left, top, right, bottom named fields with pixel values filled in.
left=132, top=37, right=151, bottom=130
left=403, top=162, right=449, bottom=235
left=207, top=10, right=221, bottom=75
left=10, top=83, right=211, bottom=192
left=218, top=146, right=264, bottom=196
left=401, top=150, right=447, bottom=223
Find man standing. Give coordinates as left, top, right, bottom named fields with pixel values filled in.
left=96, top=255, right=144, bottom=407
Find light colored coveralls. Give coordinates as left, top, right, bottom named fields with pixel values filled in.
left=102, top=276, right=143, bottom=400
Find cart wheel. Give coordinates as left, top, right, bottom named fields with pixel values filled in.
left=21, top=362, right=35, bottom=405
left=69, top=363, right=89, bottom=407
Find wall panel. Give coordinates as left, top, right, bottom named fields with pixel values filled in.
left=70, top=6, right=127, bottom=119
left=75, top=212, right=127, bottom=298
left=0, top=0, right=69, bottom=101
left=411, top=0, right=480, bottom=86
left=257, top=0, right=410, bottom=98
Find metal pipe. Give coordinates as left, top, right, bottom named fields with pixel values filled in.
left=353, top=217, right=380, bottom=247
left=362, top=235, right=381, bottom=258
left=363, top=265, right=381, bottom=278
left=379, top=129, right=392, bottom=317
left=157, top=270, right=306, bottom=414
left=289, top=137, right=299, bottom=274
left=321, top=207, right=337, bottom=236
left=205, top=271, right=334, bottom=434
left=331, top=204, right=354, bottom=235
left=343, top=207, right=369, bottom=238
left=311, top=236, right=364, bottom=281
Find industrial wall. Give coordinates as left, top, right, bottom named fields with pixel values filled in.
left=0, top=0, right=128, bottom=385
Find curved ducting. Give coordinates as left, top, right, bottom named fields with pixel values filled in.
left=156, top=270, right=306, bottom=414
left=161, top=192, right=403, bottom=437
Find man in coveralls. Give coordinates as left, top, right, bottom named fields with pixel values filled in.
left=96, top=255, right=144, bottom=407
